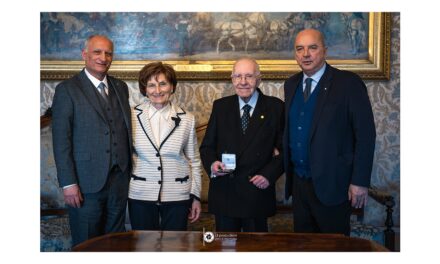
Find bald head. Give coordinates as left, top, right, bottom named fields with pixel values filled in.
left=295, top=29, right=326, bottom=48
left=232, top=57, right=260, bottom=75
left=83, top=35, right=113, bottom=52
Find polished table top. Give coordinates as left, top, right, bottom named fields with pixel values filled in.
left=73, top=230, right=388, bottom=252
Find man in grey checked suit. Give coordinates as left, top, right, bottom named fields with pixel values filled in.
left=52, top=35, right=132, bottom=246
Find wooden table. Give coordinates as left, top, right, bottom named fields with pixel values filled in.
left=73, top=230, right=388, bottom=252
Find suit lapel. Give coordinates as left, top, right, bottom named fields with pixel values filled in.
left=135, top=103, right=160, bottom=150
left=136, top=102, right=186, bottom=151
left=309, top=64, right=333, bottom=141
left=285, top=74, right=302, bottom=111
left=108, top=77, right=131, bottom=133
left=75, top=70, right=108, bottom=123
left=219, top=96, right=242, bottom=155
left=159, top=103, right=185, bottom=148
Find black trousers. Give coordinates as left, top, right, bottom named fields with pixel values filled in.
left=128, top=199, right=191, bottom=231
left=215, top=214, right=268, bottom=232
left=292, top=174, right=352, bottom=236
left=68, top=166, right=129, bottom=246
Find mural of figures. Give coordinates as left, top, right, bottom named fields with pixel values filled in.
left=40, top=12, right=369, bottom=61
left=341, top=12, right=368, bottom=55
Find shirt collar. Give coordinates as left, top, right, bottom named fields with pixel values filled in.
left=238, top=89, right=259, bottom=110
left=84, top=68, right=108, bottom=88
left=147, top=101, right=172, bottom=121
left=303, top=63, right=326, bottom=85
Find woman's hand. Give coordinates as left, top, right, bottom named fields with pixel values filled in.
left=188, top=199, right=201, bottom=223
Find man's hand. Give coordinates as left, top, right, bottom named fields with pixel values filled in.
left=188, top=199, right=201, bottom=223
left=211, top=161, right=229, bottom=176
left=249, top=175, right=270, bottom=189
left=348, top=184, right=368, bottom=208
left=63, top=185, right=83, bottom=208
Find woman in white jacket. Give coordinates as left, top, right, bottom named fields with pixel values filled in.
left=128, top=62, right=202, bottom=230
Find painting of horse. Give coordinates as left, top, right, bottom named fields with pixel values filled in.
left=40, top=12, right=370, bottom=61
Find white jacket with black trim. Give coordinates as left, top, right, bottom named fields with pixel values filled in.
left=129, top=101, right=202, bottom=202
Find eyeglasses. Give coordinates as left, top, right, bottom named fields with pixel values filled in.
left=231, top=74, right=259, bottom=82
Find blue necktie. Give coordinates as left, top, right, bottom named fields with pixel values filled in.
left=241, top=104, right=252, bottom=134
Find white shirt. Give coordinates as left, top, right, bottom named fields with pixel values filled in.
left=147, top=102, right=172, bottom=147
left=302, top=63, right=326, bottom=95
left=84, top=68, right=109, bottom=95
left=238, top=89, right=259, bottom=117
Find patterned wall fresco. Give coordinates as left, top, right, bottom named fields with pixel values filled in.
left=41, top=13, right=400, bottom=227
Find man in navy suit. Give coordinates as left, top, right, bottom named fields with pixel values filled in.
left=200, top=58, right=284, bottom=232
left=52, top=35, right=132, bottom=246
left=283, top=29, right=376, bottom=235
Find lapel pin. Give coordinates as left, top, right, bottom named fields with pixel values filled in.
left=324, top=87, right=327, bottom=91
left=260, top=115, right=264, bottom=119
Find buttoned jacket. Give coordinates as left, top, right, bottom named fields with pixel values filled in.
left=129, top=102, right=202, bottom=202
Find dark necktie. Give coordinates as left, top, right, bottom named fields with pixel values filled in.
left=241, top=104, right=252, bottom=134
left=303, top=78, right=313, bottom=101
left=97, top=82, right=108, bottom=102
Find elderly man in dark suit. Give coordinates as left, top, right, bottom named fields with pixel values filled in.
left=283, top=29, right=376, bottom=235
left=200, top=57, right=284, bottom=232
left=52, top=35, right=132, bottom=246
